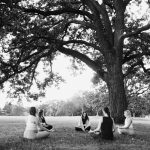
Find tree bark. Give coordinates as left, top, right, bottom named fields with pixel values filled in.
left=106, top=62, right=127, bottom=124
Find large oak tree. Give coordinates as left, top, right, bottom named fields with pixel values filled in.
left=0, top=0, right=150, bottom=123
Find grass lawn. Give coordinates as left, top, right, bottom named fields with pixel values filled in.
left=0, top=116, right=150, bottom=150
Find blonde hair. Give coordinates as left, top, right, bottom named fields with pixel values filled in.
left=124, top=110, right=131, bottom=117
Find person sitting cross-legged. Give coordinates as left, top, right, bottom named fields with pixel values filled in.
left=23, top=107, right=51, bottom=140
left=75, top=112, right=91, bottom=132
left=89, top=107, right=115, bottom=140
left=117, top=110, right=134, bottom=135
left=38, top=109, right=54, bottom=132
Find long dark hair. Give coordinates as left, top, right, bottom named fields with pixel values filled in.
left=29, top=107, right=36, bottom=116
left=38, top=109, right=44, bottom=117
left=81, top=112, right=89, bottom=122
left=103, top=107, right=111, bottom=117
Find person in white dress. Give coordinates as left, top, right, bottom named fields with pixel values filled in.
left=23, top=107, right=51, bottom=139
left=117, top=110, right=134, bottom=135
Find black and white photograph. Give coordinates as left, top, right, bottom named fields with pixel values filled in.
left=0, top=0, right=150, bottom=149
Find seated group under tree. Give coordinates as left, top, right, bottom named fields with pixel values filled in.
left=23, top=107, right=134, bottom=140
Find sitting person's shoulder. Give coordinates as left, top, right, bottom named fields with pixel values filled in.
left=99, top=116, right=103, bottom=122
left=126, top=117, right=132, bottom=121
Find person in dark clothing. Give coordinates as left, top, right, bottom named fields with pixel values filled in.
left=38, top=109, right=53, bottom=131
left=75, top=112, right=91, bottom=132
left=89, top=107, right=115, bottom=140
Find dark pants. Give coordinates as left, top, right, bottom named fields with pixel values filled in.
left=40, top=124, right=53, bottom=131
left=90, top=132, right=113, bottom=140
left=45, top=124, right=53, bottom=130
left=75, top=126, right=91, bottom=131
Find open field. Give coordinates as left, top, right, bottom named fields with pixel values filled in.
left=0, top=116, right=150, bottom=150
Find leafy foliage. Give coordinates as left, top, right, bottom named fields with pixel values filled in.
left=2, top=102, right=26, bottom=116
left=0, top=0, right=150, bottom=122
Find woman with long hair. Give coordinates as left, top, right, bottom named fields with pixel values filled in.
left=23, top=107, right=51, bottom=140
left=89, top=107, right=115, bottom=140
left=38, top=109, right=53, bottom=131
left=75, top=112, right=91, bottom=132
left=117, top=110, right=134, bottom=135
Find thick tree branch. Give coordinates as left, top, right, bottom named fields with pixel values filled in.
left=0, top=48, right=50, bottom=85
left=113, top=0, right=125, bottom=50
left=28, top=61, right=39, bottom=89
left=103, top=0, right=114, bottom=9
left=83, top=0, right=113, bottom=53
left=58, top=46, right=106, bottom=79
left=52, top=1, right=82, bottom=6
left=99, top=5, right=113, bottom=46
left=123, top=52, right=150, bottom=64
left=21, top=7, right=93, bottom=20
left=62, top=40, right=102, bottom=52
left=91, top=0, right=113, bottom=46
left=122, top=23, right=150, bottom=39
left=20, top=46, right=49, bottom=62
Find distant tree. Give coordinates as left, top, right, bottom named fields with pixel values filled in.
left=144, top=92, right=150, bottom=115
left=56, top=101, right=75, bottom=116
left=83, top=83, right=109, bottom=115
left=38, top=103, right=49, bottom=115
left=0, top=108, right=3, bottom=115
left=125, top=72, right=150, bottom=116
left=69, top=93, right=96, bottom=115
left=3, top=102, right=26, bottom=116
left=49, top=100, right=65, bottom=116
left=69, top=94, right=83, bottom=114
left=55, top=103, right=66, bottom=116
left=3, top=102, right=12, bottom=115
left=11, top=105, right=26, bottom=116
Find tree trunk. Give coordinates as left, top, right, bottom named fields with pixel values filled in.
left=106, top=63, right=127, bottom=124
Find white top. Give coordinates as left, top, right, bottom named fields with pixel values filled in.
left=124, top=117, right=133, bottom=129
left=25, top=115, right=38, bottom=131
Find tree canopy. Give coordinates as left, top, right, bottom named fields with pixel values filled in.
left=0, top=0, right=150, bottom=122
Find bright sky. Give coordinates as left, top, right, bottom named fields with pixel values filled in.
left=0, top=54, right=94, bottom=108
left=26, top=54, right=94, bottom=107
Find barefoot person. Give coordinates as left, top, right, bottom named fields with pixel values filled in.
left=38, top=109, right=54, bottom=131
left=23, top=107, right=51, bottom=140
left=89, top=107, right=115, bottom=140
left=117, top=110, right=134, bottom=135
left=75, top=112, right=91, bottom=132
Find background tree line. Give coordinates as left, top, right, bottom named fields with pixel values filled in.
left=1, top=79, right=150, bottom=117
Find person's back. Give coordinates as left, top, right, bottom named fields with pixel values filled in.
left=24, top=107, right=50, bottom=140
left=101, top=117, right=113, bottom=140
left=25, top=115, right=38, bottom=131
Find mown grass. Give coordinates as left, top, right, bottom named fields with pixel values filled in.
left=0, top=116, right=150, bottom=150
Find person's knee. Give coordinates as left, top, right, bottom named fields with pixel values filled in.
left=36, top=131, right=50, bottom=139
left=45, top=131, right=50, bottom=137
